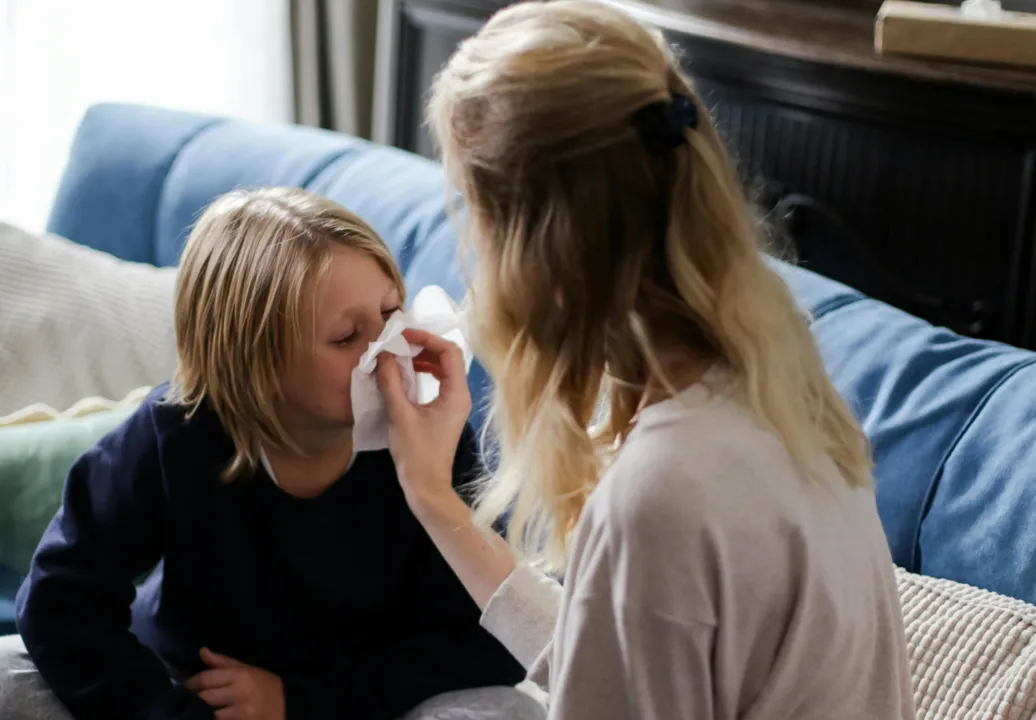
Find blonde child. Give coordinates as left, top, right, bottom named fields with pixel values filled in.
left=375, top=2, right=916, bottom=718
left=4, top=188, right=529, bottom=720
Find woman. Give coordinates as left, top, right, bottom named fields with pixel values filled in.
left=375, top=1, right=916, bottom=718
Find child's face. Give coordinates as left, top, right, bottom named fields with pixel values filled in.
left=279, top=245, right=402, bottom=436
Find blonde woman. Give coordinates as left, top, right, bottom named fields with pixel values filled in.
left=375, top=2, right=916, bottom=718
left=1, top=188, right=534, bottom=720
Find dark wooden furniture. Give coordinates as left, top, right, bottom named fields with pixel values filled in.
left=372, top=0, right=1036, bottom=348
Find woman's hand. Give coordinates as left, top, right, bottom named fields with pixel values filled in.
left=377, top=328, right=472, bottom=514
left=186, top=648, right=284, bottom=720
left=378, top=328, right=517, bottom=609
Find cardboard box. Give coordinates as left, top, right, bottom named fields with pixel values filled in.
left=876, top=0, right=1036, bottom=68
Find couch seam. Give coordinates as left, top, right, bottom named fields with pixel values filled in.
left=399, top=205, right=452, bottom=275
left=909, top=357, right=1036, bottom=573
left=148, top=118, right=226, bottom=264
left=807, top=293, right=865, bottom=322
left=299, top=147, right=360, bottom=189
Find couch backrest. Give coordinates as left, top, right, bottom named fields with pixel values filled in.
left=774, top=264, right=1036, bottom=602
left=49, top=103, right=1036, bottom=603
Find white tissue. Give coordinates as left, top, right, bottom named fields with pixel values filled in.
left=350, top=285, right=473, bottom=452
left=960, top=0, right=1002, bottom=18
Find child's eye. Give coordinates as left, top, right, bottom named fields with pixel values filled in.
left=382, top=307, right=402, bottom=318
left=335, top=332, right=358, bottom=346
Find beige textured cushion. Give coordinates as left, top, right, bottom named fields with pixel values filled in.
left=0, top=385, right=152, bottom=426
left=0, top=222, right=177, bottom=416
left=898, top=567, right=1036, bottom=719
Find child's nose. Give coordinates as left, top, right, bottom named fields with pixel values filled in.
left=372, top=316, right=388, bottom=340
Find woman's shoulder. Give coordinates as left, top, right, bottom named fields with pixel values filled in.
left=609, top=388, right=785, bottom=504
left=580, top=382, right=882, bottom=615
left=600, top=397, right=852, bottom=554
left=590, top=389, right=810, bottom=550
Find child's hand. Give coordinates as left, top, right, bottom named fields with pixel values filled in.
left=186, top=648, right=285, bottom=720
left=377, top=327, right=472, bottom=514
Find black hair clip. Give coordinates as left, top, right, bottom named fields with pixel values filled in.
left=632, top=93, right=699, bottom=153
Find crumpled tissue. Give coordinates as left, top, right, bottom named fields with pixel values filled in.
left=351, top=285, right=473, bottom=452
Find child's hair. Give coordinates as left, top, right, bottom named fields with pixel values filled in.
left=168, top=186, right=404, bottom=482
left=427, top=0, right=872, bottom=571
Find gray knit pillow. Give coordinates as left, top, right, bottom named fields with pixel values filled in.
left=898, top=567, right=1036, bottom=719
left=0, top=221, right=176, bottom=416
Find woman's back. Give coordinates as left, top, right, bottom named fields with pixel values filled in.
left=551, top=365, right=914, bottom=719
left=384, top=1, right=919, bottom=716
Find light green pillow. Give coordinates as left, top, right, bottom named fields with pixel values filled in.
left=0, top=408, right=135, bottom=576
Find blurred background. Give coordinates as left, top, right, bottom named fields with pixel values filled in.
left=0, top=0, right=384, bottom=235
left=1, top=0, right=1035, bottom=347
left=0, top=1, right=294, bottom=234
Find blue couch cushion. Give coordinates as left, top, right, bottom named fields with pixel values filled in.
left=801, top=298, right=1031, bottom=575
left=772, top=263, right=1035, bottom=577
left=770, top=260, right=863, bottom=319
left=154, top=121, right=368, bottom=267
left=920, top=362, right=1036, bottom=603
left=48, top=105, right=220, bottom=264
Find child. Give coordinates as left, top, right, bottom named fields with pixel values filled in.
left=6, top=188, right=525, bottom=719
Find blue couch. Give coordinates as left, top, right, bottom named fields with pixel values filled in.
left=5, top=102, right=1036, bottom=632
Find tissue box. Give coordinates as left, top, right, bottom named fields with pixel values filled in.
left=875, top=0, right=1036, bottom=69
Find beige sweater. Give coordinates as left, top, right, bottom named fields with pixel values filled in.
left=481, top=366, right=915, bottom=719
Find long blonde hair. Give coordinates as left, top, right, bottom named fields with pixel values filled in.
left=169, top=187, right=404, bottom=482
left=428, top=0, right=872, bottom=571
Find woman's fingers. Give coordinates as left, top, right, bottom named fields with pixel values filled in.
left=402, top=329, right=467, bottom=394
left=413, top=355, right=447, bottom=381
left=401, top=327, right=451, bottom=350
left=185, top=669, right=236, bottom=692
left=198, top=686, right=237, bottom=709
left=376, top=355, right=415, bottom=423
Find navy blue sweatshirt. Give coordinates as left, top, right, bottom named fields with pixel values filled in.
left=15, top=384, right=523, bottom=720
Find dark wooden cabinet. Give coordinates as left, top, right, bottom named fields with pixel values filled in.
left=374, top=0, right=495, bottom=158
left=372, top=0, right=1036, bottom=348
